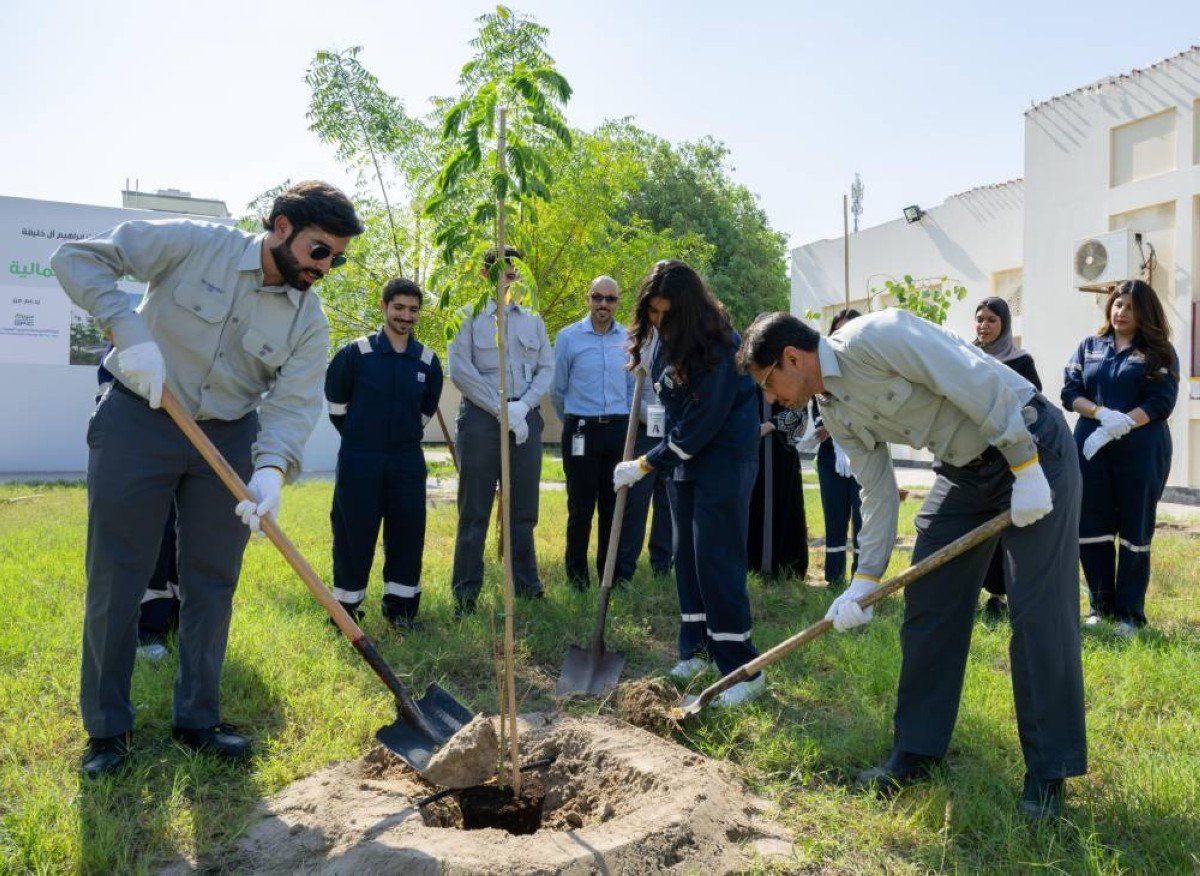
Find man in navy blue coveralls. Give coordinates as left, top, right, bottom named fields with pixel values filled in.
left=325, top=278, right=443, bottom=629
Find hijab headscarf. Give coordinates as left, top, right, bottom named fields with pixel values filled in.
left=973, top=296, right=1025, bottom=364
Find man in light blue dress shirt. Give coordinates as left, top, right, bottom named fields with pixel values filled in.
left=550, top=276, right=635, bottom=588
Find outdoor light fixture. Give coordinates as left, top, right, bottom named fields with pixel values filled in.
left=903, top=205, right=925, bottom=224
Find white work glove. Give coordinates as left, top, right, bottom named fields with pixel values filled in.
left=235, top=467, right=284, bottom=535
left=1095, top=407, right=1135, bottom=439
left=1082, top=427, right=1115, bottom=461
left=507, top=400, right=530, bottom=445
left=613, top=457, right=651, bottom=492
left=118, top=341, right=165, bottom=408
left=1009, top=459, right=1053, bottom=527
left=825, top=576, right=878, bottom=632
left=833, top=441, right=853, bottom=478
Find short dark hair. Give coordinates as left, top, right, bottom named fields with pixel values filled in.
left=736, top=311, right=819, bottom=372
left=829, top=308, right=862, bottom=334
left=483, top=246, right=523, bottom=267
left=382, top=277, right=423, bottom=305
left=263, top=180, right=364, bottom=238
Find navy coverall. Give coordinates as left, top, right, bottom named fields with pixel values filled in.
left=326, top=331, right=443, bottom=621
left=646, top=339, right=761, bottom=676
left=1062, top=335, right=1179, bottom=626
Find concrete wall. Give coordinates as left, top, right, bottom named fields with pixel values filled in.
left=1023, top=48, right=1200, bottom=487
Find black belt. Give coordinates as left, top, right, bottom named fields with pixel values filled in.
left=111, top=380, right=149, bottom=405
left=566, top=413, right=629, bottom=425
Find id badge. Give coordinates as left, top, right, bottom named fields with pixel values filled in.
left=571, top=432, right=586, bottom=456
left=646, top=404, right=666, bottom=438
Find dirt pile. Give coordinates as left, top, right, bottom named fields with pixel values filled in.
left=614, top=676, right=679, bottom=734
left=165, top=713, right=793, bottom=874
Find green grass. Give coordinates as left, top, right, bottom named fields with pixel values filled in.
left=1, top=478, right=1198, bottom=873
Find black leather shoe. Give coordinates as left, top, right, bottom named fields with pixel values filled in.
left=172, top=723, right=252, bottom=760
left=81, top=732, right=131, bottom=780
left=854, top=749, right=943, bottom=796
left=1019, top=774, right=1063, bottom=821
left=329, top=602, right=365, bottom=629
left=981, top=596, right=1009, bottom=624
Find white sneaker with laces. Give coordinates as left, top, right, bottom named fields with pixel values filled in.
left=717, top=673, right=766, bottom=707
left=669, top=657, right=711, bottom=680
left=137, top=643, right=168, bottom=663
left=1113, top=621, right=1138, bottom=638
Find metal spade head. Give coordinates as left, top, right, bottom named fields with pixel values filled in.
left=670, top=692, right=703, bottom=720
left=375, top=682, right=476, bottom=772
left=555, top=644, right=626, bottom=697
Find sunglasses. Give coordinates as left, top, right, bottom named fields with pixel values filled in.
left=309, top=242, right=347, bottom=269
left=590, top=293, right=619, bottom=304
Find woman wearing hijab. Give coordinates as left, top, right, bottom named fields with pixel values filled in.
left=747, top=396, right=808, bottom=579
left=973, top=297, right=1042, bottom=621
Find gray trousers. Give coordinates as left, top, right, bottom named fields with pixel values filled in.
left=451, top=400, right=543, bottom=600
left=894, top=397, right=1087, bottom=780
left=82, top=387, right=254, bottom=738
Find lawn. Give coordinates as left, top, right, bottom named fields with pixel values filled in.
left=0, top=472, right=1197, bottom=873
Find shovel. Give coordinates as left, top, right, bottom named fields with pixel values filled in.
left=672, top=510, right=1011, bottom=719
left=555, top=371, right=647, bottom=696
left=159, top=385, right=475, bottom=773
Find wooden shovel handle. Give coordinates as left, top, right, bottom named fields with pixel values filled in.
left=591, top=370, right=647, bottom=653
left=158, top=386, right=435, bottom=734
left=684, top=510, right=1012, bottom=713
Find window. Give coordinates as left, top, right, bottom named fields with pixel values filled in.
left=1110, top=109, right=1176, bottom=187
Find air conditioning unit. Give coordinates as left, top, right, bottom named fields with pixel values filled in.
left=1071, top=229, right=1144, bottom=291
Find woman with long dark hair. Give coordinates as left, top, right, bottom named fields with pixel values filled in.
left=973, top=296, right=1041, bottom=621
left=1062, top=279, right=1179, bottom=635
left=613, top=260, right=764, bottom=705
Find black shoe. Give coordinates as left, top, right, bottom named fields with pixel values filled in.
left=171, top=723, right=252, bottom=760
left=1019, top=774, right=1063, bottom=821
left=853, top=749, right=942, bottom=796
left=518, top=589, right=545, bottom=601
left=81, top=732, right=131, bottom=780
left=982, top=596, right=1009, bottom=624
left=387, top=615, right=424, bottom=633
left=454, top=598, right=477, bottom=619
left=568, top=577, right=591, bottom=592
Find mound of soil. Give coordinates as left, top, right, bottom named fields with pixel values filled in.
left=165, top=713, right=793, bottom=874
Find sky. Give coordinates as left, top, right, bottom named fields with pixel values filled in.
left=1, top=0, right=1196, bottom=251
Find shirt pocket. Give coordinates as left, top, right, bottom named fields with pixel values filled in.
left=241, top=327, right=289, bottom=373
left=173, top=278, right=233, bottom=324
left=515, top=327, right=541, bottom=365
left=874, top=377, right=912, bottom=418
left=471, top=320, right=499, bottom=373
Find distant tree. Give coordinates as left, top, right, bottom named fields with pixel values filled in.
left=624, top=136, right=789, bottom=330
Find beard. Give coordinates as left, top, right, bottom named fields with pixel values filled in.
left=270, top=237, right=320, bottom=291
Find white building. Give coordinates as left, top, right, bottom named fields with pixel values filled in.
left=792, top=46, right=1200, bottom=489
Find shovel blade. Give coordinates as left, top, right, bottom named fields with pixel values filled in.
left=555, top=645, right=626, bottom=697
left=375, top=682, right=475, bottom=772
left=670, top=693, right=703, bottom=720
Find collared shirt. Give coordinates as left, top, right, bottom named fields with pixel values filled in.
left=325, top=328, right=443, bottom=453
left=1061, top=334, right=1179, bottom=437
left=447, top=298, right=553, bottom=415
left=815, top=309, right=1038, bottom=580
left=51, top=219, right=329, bottom=480
left=549, top=315, right=634, bottom=420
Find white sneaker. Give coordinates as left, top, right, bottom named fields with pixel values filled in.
left=717, top=674, right=766, bottom=708
left=669, top=657, right=711, bottom=680
left=137, top=643, right=168, bottom=663
left=1083, top=614, right=1104, bottom=628
left=1113, top=621, right=1138, bottom=638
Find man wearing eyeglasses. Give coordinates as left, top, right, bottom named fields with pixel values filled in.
left=52, top=180, right=363, bottom=779
left=549, top=276, right=635, bottom=588
left=447, top=247, right=554, bottom=614
left=737, top=309, right=1084, bottom=822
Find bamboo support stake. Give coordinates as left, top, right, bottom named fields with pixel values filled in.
left=494, top=107, right=521, bottom=796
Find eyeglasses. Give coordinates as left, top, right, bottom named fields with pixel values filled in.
left=309, top=242, right=347, bottom=269
left=589, top=293, right=619, bottom=304
left=756, top=359, right=778, bottom=391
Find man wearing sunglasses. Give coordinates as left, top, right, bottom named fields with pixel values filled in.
left=52, top=180, right=363, bottom=779
left=549, top=276, right=635, bottom=588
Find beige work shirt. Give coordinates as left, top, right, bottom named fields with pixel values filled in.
left=817, top=308, right=1037, bottom=580
left=51, top=219, right=329, bottom=480
left=447, top=298, right=553, bottom=415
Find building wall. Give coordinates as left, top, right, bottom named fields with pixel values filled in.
left=790, top=182, right=1024, bottom=462
left=791, top=48, right=1200, bottom=487
left=1023, top=49, right=1199, bottom=487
